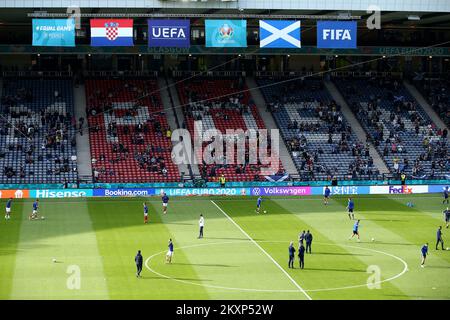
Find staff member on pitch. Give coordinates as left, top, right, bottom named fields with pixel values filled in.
left=436, top=226, right=445, bottom=250
left=288, top=241, right=295, bottom=269
left=135, top=250, right=143, bottom=278
left=198, top=214, right=204, bottom=239
left=298, top=242, right=305, bottom=269
left=305, top=230, right=313, bottom=254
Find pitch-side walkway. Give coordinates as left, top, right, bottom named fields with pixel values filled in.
left=74, top=83, right=93, bottom=182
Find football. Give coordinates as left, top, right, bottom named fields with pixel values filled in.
left=263, top=210, right=267, bottom=214
left=41, top=216, right=45, bottom=220
left=371, top=238, right=375, bottom=242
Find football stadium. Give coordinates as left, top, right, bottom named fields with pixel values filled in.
left=0, top=0, right=449, bottom=304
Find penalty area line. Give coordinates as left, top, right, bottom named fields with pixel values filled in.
left=210, top=200, right=312, bottom=300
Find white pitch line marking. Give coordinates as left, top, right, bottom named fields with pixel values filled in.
left=144, top=241, right=408, bottom=293
left=210, top=200, right=313, bottom=300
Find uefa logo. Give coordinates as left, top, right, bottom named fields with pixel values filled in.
left=219, top=24, right=233, bottom=39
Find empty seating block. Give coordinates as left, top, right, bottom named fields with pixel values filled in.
left=335, top=77, right=449, bottom=177
left=257, top=77, right=376, bottom=180
left=414, top=79, right=450, bottom=127
left=0, top=78, right=78, bottom=184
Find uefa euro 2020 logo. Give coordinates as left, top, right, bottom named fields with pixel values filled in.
left=219, top=23, right=234, bottom=40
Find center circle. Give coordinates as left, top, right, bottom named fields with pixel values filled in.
left=144, top=241, right=408, bottom=293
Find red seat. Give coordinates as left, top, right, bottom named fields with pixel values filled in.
left=176, top=78, right=283, bottom=182
left=86, top=79, right=179, bottom=183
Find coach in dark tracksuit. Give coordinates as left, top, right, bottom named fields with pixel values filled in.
left=288, top=242, right=296, bottom=269
left=298, top=243, right=305, bottom=269
left=436, top=226, right=445, bottom=250
left=135, top=250, right=143, bottom=278
left=305, top=230, right=313, bottom=254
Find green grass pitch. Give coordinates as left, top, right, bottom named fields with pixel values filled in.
left=0, top=194, right=449, bottom=300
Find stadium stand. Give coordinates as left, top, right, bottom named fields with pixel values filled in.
left=335, top=76, right=449, bottom=178
left=85, top=78, right=180, bottom=183
left=176, top=77, right=284, bottom=182
left=413, top=77, right=450, bottom=127
left=0, top=78, right=78, bottom=184
left=257, top=77, right=378, bottom=180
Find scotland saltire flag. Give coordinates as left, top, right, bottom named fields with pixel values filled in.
left=259, top=20, right=301, bottom=48
left=90, top=19, right=134, bottom=46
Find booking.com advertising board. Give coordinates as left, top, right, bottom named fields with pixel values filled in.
left=0, top=185, right=447, bottom=199
left=93, top=188, right=156, bottom=197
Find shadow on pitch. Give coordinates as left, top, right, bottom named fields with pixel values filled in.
left=422, top=265, right=450, bottom=269
left=302, top=267, right=367, bottom=273
left=372, top=242, right=415, bottom=246
left=174, top=262, right=238, bottom=268
left=204, top=237, right=251, bottom=241
left=141, top=276, right=213, bottom=282
left=313, top=251, right=371, bottom=257
left=361, top=219, right=407, bottom=222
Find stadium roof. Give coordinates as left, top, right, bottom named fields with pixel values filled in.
left=1, top=0, right=450, bottom=13
left=1, top=8, right=450, bottom=29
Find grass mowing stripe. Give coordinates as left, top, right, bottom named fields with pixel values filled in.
left=89, top=198, right=211, bottom=299
left=0, top=200, right=24, bottom=299
left=221, top=198, right=409, bottom=299
left=10, top=199, right=109, bottom=299
left=281, top=196, right=449, bottom=299
left=154, top=200, right=307, bottom=299
left=210, top=200, right=313, bottom=300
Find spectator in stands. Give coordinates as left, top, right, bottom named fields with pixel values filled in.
left=393, top=157, right=400, bottom=173
left=78, top=117, right=84, bottom=135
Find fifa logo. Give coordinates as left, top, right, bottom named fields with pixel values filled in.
left=322, top=29, right=352, bottom=40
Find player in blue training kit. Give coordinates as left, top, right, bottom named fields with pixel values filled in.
left=323, top=186, right=331, bottom=205
left=444, top=207, right=450, bottom=229
left=347, top=197, right=355, bottom=220
left=162, top=193, right=169, bottom=215
left=5, top=197, right=12, bottom=220
left=443, top=187, right=449, bottom=205
left=349, top=220, right=361, bottom=242
left=256, top=196, right=263, bottom=213
left=143, top=202, right=149, bottom=224
left=166, top=239, right=174, bottom=263
left=29, top=199, right=39, bottom=220
left=420, top=243, right=428, bottom=267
